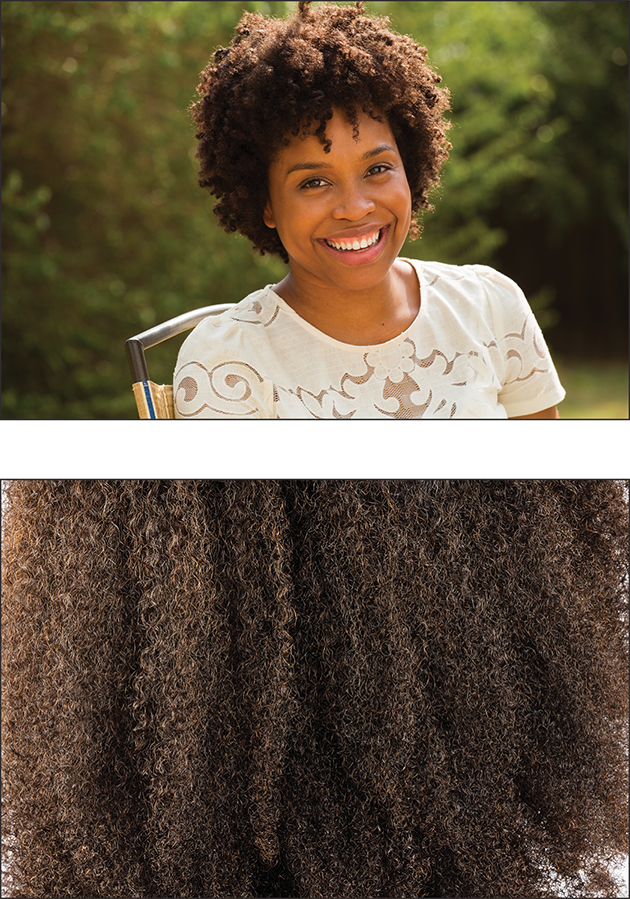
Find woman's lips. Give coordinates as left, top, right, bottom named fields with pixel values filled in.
left=318, top=225, right=390, bottom=266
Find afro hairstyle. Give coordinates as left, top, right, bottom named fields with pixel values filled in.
left=190, top=1, right=451, bottom=264
left=2, top=480, right=628, bottom=898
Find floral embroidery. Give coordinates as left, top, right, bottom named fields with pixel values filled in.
left=230, top=298, right=280, bottom=328
left=173, top=260, right=565, bottom=419
left=175, top=359, right=265, bottom=417
left=366, top=340, right=415, bottom=382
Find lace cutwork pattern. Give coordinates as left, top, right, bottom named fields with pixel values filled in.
left=173, top=259, right=565, bottom=419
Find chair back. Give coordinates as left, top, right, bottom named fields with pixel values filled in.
left=125, top=303, right=235, bottom=418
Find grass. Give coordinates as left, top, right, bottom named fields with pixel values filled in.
left=553, top=356, right=628, bottom=419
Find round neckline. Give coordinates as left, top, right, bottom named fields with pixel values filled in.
left=266, top=258, right=425, bottom=351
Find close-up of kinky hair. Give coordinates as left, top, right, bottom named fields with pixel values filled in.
left=2, top=480, right=628, bottom=898
left=190, top=1, right=452, bottom=263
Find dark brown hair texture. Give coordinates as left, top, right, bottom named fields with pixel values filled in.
left=2, top=480, right=628, bottom=899
left=190, top=1, right=451, bottom=264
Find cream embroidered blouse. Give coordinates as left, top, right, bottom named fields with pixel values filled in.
left=173, top=258, right=565, bottom=419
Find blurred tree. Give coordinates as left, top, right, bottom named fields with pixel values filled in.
left=498, top=0, right=629, bottom=358
left=1, top=1, right=289, bottom=418
left=394, top=0, right=628, bottom=356
left=1, top=1, right=627, bottom=418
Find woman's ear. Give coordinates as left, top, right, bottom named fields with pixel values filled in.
left=263, top=199, right=276, bottom=229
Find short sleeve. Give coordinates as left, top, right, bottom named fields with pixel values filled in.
left=173, top=317, right=274, bottom=419
left=474, top=265, right=566, bottom=417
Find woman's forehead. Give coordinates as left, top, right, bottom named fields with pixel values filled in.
left=271, top=108, right=397, bottom=167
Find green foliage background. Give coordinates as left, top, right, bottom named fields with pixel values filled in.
left=2, top=0, right=628, bottom=418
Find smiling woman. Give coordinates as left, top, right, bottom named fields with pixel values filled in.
left=173, top=0, right=565, bottom=419
left=262, top=111, right=416, bottom=345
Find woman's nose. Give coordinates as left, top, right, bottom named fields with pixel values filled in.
left=331, top=183, right=377, bottom=220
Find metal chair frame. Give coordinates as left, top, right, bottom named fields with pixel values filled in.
left=125, top=303, right=235, bottom=418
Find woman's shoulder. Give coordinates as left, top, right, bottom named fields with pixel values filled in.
left=404, top=258, right=529, bottom=322
left=173, top=286, right=281, bottom=418
left=190, top=286, right=280, bottom=336
left=404, top=257, right=521, bottom=292
left=176, top=285, right=282, bottom=357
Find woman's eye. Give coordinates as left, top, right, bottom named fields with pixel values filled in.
left=300, top=177, right=327, bottom=189
left=367, top=163, right=391, bottom=176
left=299, top=165, right=391, bottom=190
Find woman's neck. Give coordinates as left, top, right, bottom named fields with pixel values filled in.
left=273, top=258, right=421, bottom=346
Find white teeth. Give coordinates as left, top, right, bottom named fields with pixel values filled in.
left=326, top=230, right=381, bottom=251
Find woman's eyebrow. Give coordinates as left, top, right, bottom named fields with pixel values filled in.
left=285, top=143, right=396, bottom=178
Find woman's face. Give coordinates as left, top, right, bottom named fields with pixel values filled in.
left=263, top=108, right=412, bottom=297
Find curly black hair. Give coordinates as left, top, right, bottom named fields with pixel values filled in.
left=2, top=480, right=628, bottom=898
left=190, top=1, right=451, bottom=264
